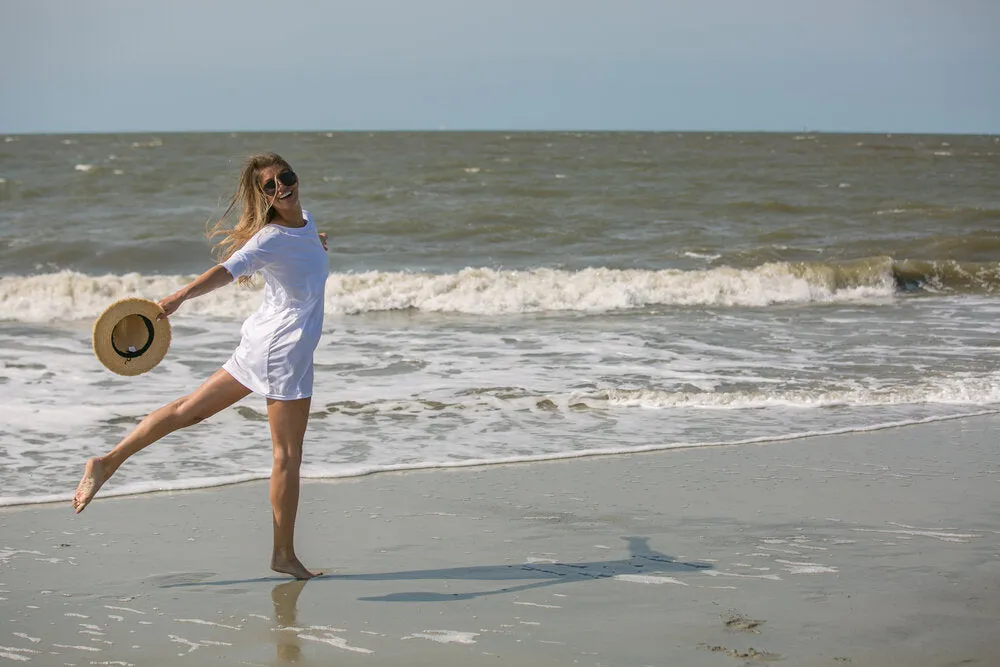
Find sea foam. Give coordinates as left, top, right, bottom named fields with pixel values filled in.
left=0, top=262, right=898, bottom=323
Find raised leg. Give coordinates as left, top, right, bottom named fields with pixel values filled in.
left=72, top=369, right=252, bottom=513
left=266, top=396, right=319, bottom=579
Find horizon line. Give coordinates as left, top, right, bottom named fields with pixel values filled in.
left=4, top=128, right=999, bottom=137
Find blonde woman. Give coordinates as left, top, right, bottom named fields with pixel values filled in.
left=72, top=153, right=329, bottom=580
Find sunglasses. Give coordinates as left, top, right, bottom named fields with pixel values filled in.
left=261, top=170, right=298, bottom=196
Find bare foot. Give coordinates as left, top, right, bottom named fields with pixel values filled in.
left=271, top=554, right=320, bottom=580
left=72, top=457, right=108, bottom=513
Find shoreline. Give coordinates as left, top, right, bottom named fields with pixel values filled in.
left=2, top=414, right=998, bottom=666
left=4, top=409, right=996, bottom=510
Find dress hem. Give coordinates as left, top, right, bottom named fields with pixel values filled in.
left=221, top=362, right=312, bottom=401
left=262, top=393, right=313, bottom=401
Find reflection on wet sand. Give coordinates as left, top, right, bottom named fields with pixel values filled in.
left=272, top=579, right=308, bottom=663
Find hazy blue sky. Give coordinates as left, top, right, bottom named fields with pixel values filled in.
left=3, top=0, right=998, bottom=134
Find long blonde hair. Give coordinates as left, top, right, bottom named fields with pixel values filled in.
left=207, top=152, right=292, bottom=285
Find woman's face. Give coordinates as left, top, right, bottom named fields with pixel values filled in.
left=258, top=164, right=299, bottom=212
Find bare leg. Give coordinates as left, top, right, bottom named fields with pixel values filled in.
left=72, top=369, right=252, bottom=513
left=267, top=396, right=318, bottom=579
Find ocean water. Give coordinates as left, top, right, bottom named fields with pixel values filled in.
left=1, top=131, right=998, bottom=506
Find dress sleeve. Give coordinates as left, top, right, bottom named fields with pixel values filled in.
left=221, top=229, right=278, bottom=279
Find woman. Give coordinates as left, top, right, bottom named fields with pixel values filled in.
left=72, top=153, right=329, bottom=580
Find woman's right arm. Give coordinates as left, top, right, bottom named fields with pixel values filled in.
left=157, top=264, right=234, bottom=319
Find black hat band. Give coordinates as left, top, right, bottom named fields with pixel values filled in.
left=111, top=315, right=156, bottom=359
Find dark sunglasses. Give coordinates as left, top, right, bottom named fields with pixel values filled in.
left=261, top=170, right=298, bottom=196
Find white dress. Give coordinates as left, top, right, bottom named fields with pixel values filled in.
left=220, top=210, right=329, bottom=400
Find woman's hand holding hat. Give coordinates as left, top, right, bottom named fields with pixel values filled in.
left=157, top=292, right=185, bottom=320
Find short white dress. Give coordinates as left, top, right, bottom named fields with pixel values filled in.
left=221, top=210, right=329, bottom=400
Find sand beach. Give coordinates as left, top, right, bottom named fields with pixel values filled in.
left=2, top=415, right=998, bottom=666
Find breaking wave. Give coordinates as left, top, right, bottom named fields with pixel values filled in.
left=1, top=256, right=998, bottom=323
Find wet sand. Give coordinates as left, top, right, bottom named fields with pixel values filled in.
left=2, top=415, right=998, bottom=666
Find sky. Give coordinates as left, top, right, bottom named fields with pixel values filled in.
left=3, top=0, right=998, bottom=134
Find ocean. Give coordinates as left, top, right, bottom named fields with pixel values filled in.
left=1, top=131, right=998, bottom=507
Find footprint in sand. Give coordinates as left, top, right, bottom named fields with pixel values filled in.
left=722, top=609, right=766, bottom=633
left=701, top=644, right=783, bottom=661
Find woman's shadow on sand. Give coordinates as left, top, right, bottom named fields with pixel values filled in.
left=162, top=536, right=712, bottom=602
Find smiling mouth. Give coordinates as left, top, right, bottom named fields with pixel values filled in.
left=278, top=191, right=293, bottom=200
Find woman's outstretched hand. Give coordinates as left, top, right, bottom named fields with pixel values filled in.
left=157, top=292, right=185, bottom=320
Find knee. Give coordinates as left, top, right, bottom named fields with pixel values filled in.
left=169, top=397, right=208, bottom=428
left=272, top=446, right=302, bottom=472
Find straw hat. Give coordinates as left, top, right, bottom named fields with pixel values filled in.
left=92, top=298, right=171, bottom=376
